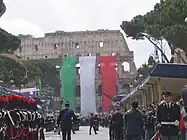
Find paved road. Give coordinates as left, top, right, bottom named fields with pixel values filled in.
left=45, top=126, right=109, bottom=140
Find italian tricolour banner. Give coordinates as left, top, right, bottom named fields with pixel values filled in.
left=100, top=56, right=117, bottom=112
left=61, top=57, right=76, bottom=111
left=79, top=56, right=97, bottom=117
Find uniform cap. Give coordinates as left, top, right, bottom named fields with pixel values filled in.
left=163, top=91, right=172, bottom=96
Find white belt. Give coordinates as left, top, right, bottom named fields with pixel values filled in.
left=161, top=120, right=179, bottom=126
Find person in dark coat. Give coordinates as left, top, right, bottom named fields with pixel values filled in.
left=156, top=91, right=180, bottom=140
left=124, top=101, right=144, bottom=140
left=57, top=103, right=76, bottom=140
left=110, top=108, right=123, bottom=140
left=144, top=105, right=156, bottom=140
left=89, top=113, right=98, bottom=135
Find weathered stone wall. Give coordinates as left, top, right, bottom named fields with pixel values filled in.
left=16, top=29, right=137, bottom=112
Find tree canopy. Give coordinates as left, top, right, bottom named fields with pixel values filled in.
left=137, top=56, right=157, bottom=78
left=0, top=1, right=60, bottom=95
left=0, top=0, right=21, bottom=53
left=24, top=60, right=60, bottom=94
left=121, top=0, right=187, bottom=62
left=0, top=56, right=26, bottom=87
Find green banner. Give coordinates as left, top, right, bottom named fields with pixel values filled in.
left=61, top=57, right=76, bottom=111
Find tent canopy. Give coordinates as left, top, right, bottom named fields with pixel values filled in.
left=121, top=63, right=187, bottom=102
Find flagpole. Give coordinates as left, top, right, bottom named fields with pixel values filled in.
left=36, top=77, right=42, bottom=97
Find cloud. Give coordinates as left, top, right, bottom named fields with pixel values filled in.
left=0, top=18, right=44, bottom=37
left=1, top=0, right=161, bottom=67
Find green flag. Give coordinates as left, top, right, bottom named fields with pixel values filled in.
left=61, top=57, right=76, bottom=111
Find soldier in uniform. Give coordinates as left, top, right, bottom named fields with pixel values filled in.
left=156, top=91, right=180, bottom=140
left=57, top=102, right=76, bottom=140
left=110, top=108, right=123, bottom=140
left=89, top=113, right=98, bottom=135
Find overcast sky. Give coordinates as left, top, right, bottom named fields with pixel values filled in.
left=0, top=0, right=167, bottom=68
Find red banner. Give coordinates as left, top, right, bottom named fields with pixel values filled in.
left=100, top=56, right=116, bottom=112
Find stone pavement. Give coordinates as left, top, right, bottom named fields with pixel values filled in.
left=45, top=126, right=109, bottom=140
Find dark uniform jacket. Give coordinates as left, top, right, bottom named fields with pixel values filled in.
left=110, top=112, right=123, bottom=130
left=90, top=116, right=98, bottom=126
left=124, top=108, right=144, bottom=136
left=57, top=108, right=75, bottom=131
left=156, top=101, right=180, bottom=136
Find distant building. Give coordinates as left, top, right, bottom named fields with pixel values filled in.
left=15, top=29, right=137, bottom=112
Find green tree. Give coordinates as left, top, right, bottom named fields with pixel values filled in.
left=137, top=56, right=156, bottom=78
left=24, top=60, right=60, bottom=94
left=0, top=56, right=26, bottom=87
left=121, top=0, right=187, bottom=63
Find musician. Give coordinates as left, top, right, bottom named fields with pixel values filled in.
left=156, top=91, right=180, bottom=140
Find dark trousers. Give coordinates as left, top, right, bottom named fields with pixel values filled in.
left=126, top=135, right=141, bottom=140
left=109, top=127, right=114, bottom=140
left=114, top=129, right=122, bottom=140
left=62, top=130, right=71, bottom=140
left=89, top=125, right=97, bottom=135
left=72, top=129, right=75, bottom=134
left=145, top=128, right=154, bottom=140
left=160, top=135, right=178, bottom=140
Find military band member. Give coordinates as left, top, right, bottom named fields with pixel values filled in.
left=156, top=91, right=180, bottom=140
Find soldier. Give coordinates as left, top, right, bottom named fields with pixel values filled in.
left=57, top=102, right=76, bottom=140
left=89, top=113, right=98, bottom=135
left=144, top=105, right=156, bottom=140
left=110, top=108, right=123, bottom=140
left=124, top=101, right=144, bottom=140
left=156, top=91, right=180, bottom=140
left=108, top=111, right=114, bottom=140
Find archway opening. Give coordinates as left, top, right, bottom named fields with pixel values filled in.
left=98, top=106, right=102, bottom=113
left=76, top=85, right=80, bottom=97
left=122, top=84, right=130, bottom=94
left=98, top=84, right=102, bottom=96
left=122, top=62, right=130, bottom=72
left=76, top=63, right=80, bottom=74
left=76, top=106, right=80, bottom=113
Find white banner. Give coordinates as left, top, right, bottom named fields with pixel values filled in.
left=79, top=56, right=96, bottom=117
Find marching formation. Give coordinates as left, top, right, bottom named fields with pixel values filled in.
left=0, top=94, right=44, bottom=140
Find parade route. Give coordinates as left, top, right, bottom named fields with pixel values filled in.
left=45, top=126, right=109, bottom=140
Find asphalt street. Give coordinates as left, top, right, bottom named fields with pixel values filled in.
left=45, top=126, right=109, bottom=140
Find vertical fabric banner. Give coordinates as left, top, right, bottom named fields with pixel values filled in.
left=61, top=57, right=76, bottom=111
left=79, top=56, right=96, bottom=117
left=100, top=56, right=116, bottom=112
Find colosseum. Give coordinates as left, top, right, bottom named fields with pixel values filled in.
left=15, top=29, right=137, bottom=112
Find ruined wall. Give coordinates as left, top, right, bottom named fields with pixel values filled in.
left=16, top=29, right=137, bottom=112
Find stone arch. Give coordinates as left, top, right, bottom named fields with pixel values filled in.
left=76, top=85, right=80, bottom=97
left=122, top=61, right=130, bottom=72
left=116, top=84, right=118, bottom=93
left=76, top=63, right=80, bottom=74
left=76, top=106, right=80, bottom=113
left=122, top=84, right=130, bottom=94
left=98, top=84, right=102, bottom=96
left=98, top=106, right=102, bottom=113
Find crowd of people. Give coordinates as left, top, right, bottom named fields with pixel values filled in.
left=108, top=90, right=187, bottom=140
left=54, top=87, right=187, bottom=140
